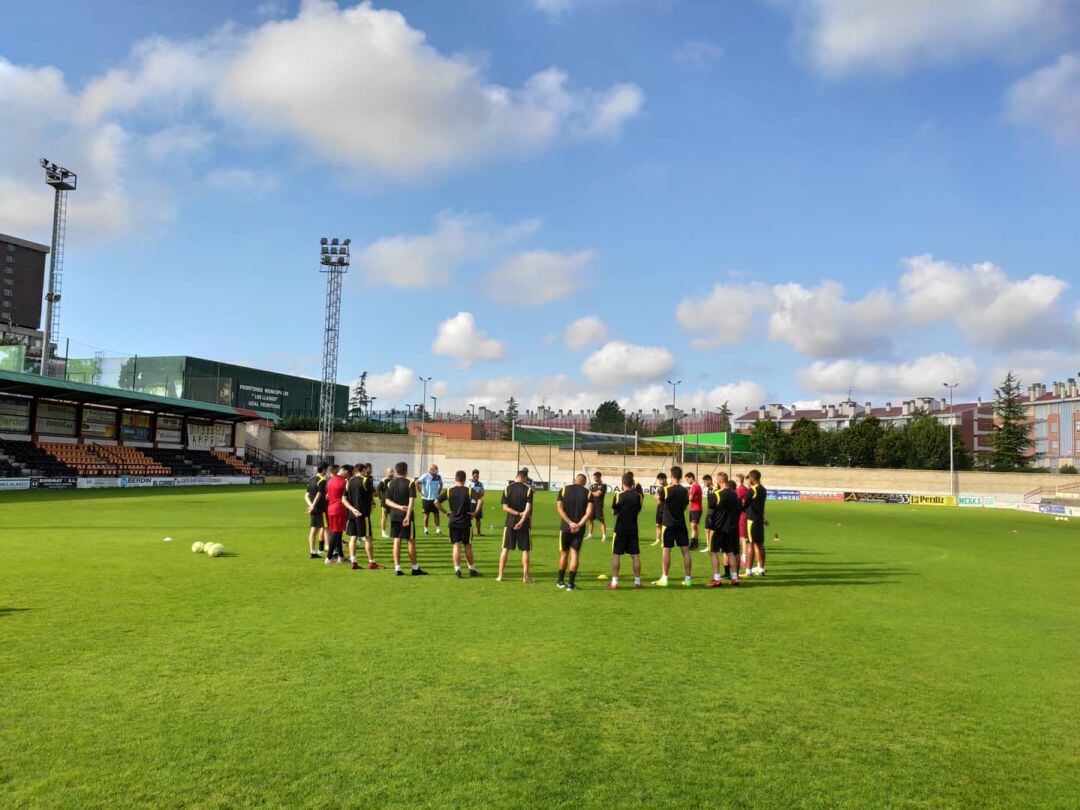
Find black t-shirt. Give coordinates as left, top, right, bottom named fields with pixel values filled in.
left=377, top=476, right=393, bottom=502
left=306, top=475, right=322, bottom=509
left=558, top=483, right=591, bottom=531
left=612, top=488, right=642, bottom=534
left=745, top=483, right=767, bottom=521
left=661, top=483, right=689, bottom=529
left=590, top=482, right=608, bottom=509
left=711, top=486, right=740, bottom=534
left=345, top=475, right=375, bottom=514
left=705, top=488, right=718, bottom=514
left=438, top=484, right=474, bottom=529
left=501, top=482, right=533, bottom=528
left=385, top=477, right=414, bottom=523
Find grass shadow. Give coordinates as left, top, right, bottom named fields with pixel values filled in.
left=0, top=607, right=32, bottom=618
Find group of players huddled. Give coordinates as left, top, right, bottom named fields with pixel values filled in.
left=304, top=460, right=768, bottom=591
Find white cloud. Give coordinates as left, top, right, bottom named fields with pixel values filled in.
left=1005, top=53, right=1080, bottom=146
left=358, top=211, right=541, bottom=289
left=203, top=167, right=279, bottom=193
left=485, top=249, right=595, bottom=306
left=786, top=0, right=1074, bottom=76
left=797, top=353, right=980, bottom=397
left=143, top=125, right=214, bottom=160
left=676, top=283, right=772, bottom=348
left=210, top=1, right=643, bottom=176
left=564, top=316, right=610, bottom=350
left=673, top=40, right=723, bottom=64
left=582, top=340, right=676, bottom=387
left=768, top=281, right=899, bottom=358
left=432, top=312, right=506, bottom=369
left=899, top=254, right=1070, bottom=349
left=365, top=364, right=416, bottom=401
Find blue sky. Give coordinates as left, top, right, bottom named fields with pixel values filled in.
left=3, top=0, right=1079, bottom=415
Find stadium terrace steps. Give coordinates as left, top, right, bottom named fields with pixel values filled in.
left=0, top=439, right=76, bottom=477
left=0, top=440, right=258, bottom=479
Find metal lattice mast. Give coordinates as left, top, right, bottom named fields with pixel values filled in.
left=318, top=237, right=350, bottom=461
left=39, top=158, right=76, bottom=377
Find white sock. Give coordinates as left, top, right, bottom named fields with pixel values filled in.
left=412, top=564, right=419, bottom=571
left=350, top=556, right=356, bottom=563
left=611, top=576, right=618, bottom=586
left=684, top=575, right=692, bottom=583
left=469, top=564, right=477, bottom=571
left=454, top=565, right=461, bottom=572
left=634, top=577, right=642, bottom=585
left=658, top=575, right=668, bottom=582
left=394, top=564, right=402, bottom=572
left=713, top=573, right=722, bottom=581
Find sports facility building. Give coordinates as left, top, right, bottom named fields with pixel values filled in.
left=1025, top=378, right=1080, bottom=470
left=62, top=355, right=347, bottom=421
left=0, top=368, right=286, bottom=490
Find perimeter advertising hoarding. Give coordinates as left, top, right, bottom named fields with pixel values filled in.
left=121, top=412, right=152, bottom=442
left=958, top=495, right=997, bottom=508
left=844, top=491, right=910, bottom=505
left=0, top=478, right=31, bottom=490
left=156, top=415, right=183, bottom=444
left=771, top=489, right=800, bottom=501
left=800, top=490, right=845, bottom=502
left=30, top=476, right=77, bottom=489
left=910, top=494, right=957, bottom=507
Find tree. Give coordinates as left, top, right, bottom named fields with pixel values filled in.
left=874, top=426, right=908, bottom=468
left=589, top=400, right=626, bottom=434
left=746, top=419, right=792, bottom=465
left=717, top=400, right=733, bottom=433
left=991, top=371, right=1033, bottom=471
left=348, top=372, right=369, bottom=421
left=836, top=416, right=884, bottom=468
left=903, top=413, right=970, bottom=470
left=501, top=396, right=519, bottom=441
left=789, top=418, right=829, bottom=466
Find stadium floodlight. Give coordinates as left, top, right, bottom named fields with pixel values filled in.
left=317, top=236, right=350, bottom=462
left=39, top=158, right=77, bottom=377
left=430, top=395, right=438, bottom=422
left=944, top=382, right=959, bottom=497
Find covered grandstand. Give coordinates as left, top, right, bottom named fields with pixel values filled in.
left=0, top=369, right=288, bottom=490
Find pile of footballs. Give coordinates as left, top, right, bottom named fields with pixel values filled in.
left=188, top=540, right=224, bottom=557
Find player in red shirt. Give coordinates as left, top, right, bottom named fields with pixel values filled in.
left=736, top=473, right=751, bottom=577
left=324, top=465, right=349, bottom=565
left=686, top=472, right=703, bottom=551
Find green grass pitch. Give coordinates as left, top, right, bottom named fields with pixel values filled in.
left=1, top=485, right=1078, bottom=808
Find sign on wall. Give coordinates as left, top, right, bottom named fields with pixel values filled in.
left=35, top=402, right=77, bottom=437
left=0, top=395, right=31, bottom=433
left=844, top=491, right=910, bottom=505
left=82, top=407, right=117, bottom=439
left=188, top=422, right=233, bottom=449
left=156, top=415, right=182, bottom=444
left=120, top=412, right=152, bottom=442
left=910, top=494, right=957, bottom=507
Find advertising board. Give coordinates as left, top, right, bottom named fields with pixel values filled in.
left=30, top=476, right=77, bottom=490
left=0, top=395, right=31, bottom=433
left=800, top=490, right=845, bottom=502
left=0, top=478, right=31, bottom=490
left=771, top=489, right=800, bottom=501
left=35, top=402, right=77, bottom=437
left=958, top=495, right=998, bottom=508
left=81, top=407, right=117, bottom=439
left=910, top=494, right=957, bottom=507
left=844, top=491, right=910, bottom=505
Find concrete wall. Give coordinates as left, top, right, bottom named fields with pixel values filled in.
left=271, top=430, right=1062, bottom=498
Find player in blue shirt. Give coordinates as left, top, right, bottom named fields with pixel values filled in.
left=417, top=464, right=443, bottom=536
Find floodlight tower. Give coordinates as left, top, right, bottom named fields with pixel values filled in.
left=318, top=237, right=350, bottom=462
left=39, top=158, right=76, bottom=377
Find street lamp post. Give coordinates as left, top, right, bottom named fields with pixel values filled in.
left=667, top=379, right=682, bottom=467
left=944, top=382, right=959, bottom=497
left=418, top=377, right=431, bottom=471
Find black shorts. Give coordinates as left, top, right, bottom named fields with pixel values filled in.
left=710, top=528, right=739, bottom=554
left=390, top=521, right=413, bottom=540
left=654, top=506, right=663, bottom=527
left=748, top=517, right=765, bottom=544
left=472, top=505, right=483, bottom=521
left=309, top=511, right=327, bottom=529
left=661, top=525, right=689, bottom=549
left=502, top=526, right=531, bottom=552
left=560, top=530, right=585, bottom=552
left=422, top=499, right=439, bottom=515
left=592, top=506, right=604, bottom=522
left=690, top=510, right=703, bottom=526
left=611, top=530, right=640, bottom=556
left=346, top=514, right=371, bottom=538
left=449, top=525, right=471, bottom=544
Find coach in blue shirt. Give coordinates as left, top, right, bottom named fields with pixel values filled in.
left=418, top=464, right=443, bottom=535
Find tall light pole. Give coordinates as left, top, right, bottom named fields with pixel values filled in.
left=317, top=237, right=350, bottom=462
left=944, top=382, right=959, bottom=497
left=418, top=376, right=431, bottom=471
left=39, top=158, right=76, bottom=377
left=430, top=394, right=438, bottom=422
left=668, top=378, right=682, bottom=467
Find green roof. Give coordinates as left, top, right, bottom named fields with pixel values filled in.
left=0, top=369, right=278, bottom=422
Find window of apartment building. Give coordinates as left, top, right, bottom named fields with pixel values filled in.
left=2, top=290, right=10, bottom=297
left=3, top=266, right=13, bottom=274
left=4, top=244, right=14, bottom=252
left=4, top=255, right=13, bottom=263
